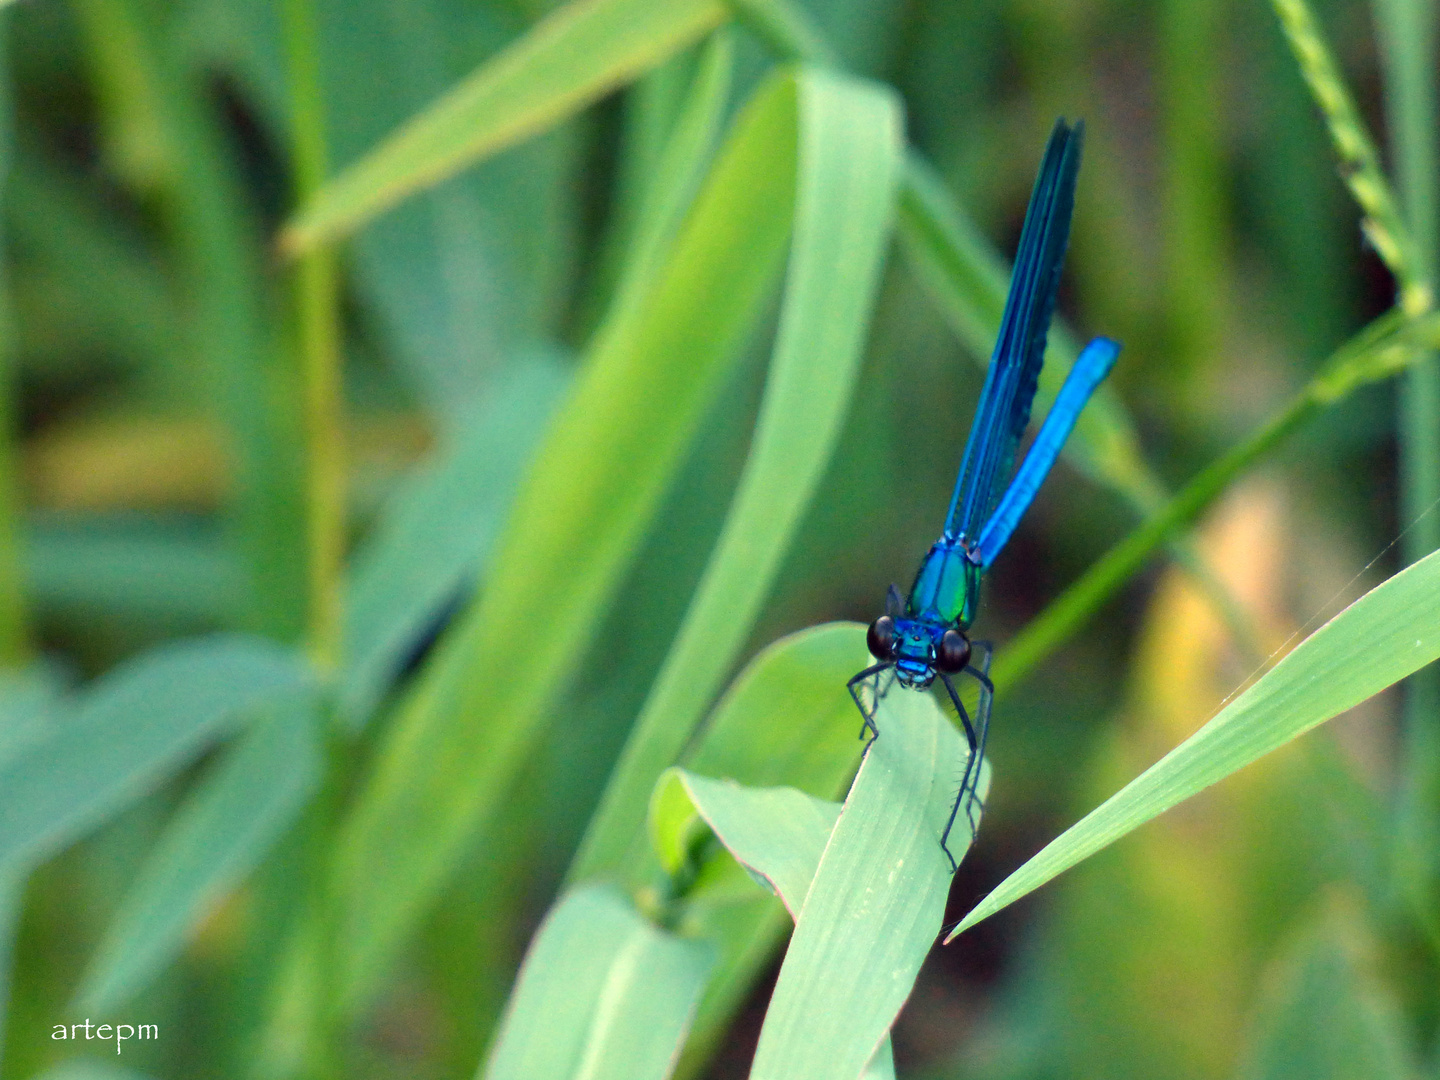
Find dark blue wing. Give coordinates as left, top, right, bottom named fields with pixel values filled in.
left=943, top=118, right=1084, bottom=544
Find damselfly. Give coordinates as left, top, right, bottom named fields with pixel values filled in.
left=850, top=118, right=1121, bottom=869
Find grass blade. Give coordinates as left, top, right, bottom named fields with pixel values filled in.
left=572, top=66, right=902, bottom=884
left=751, top=686, right=981, bottom=1080
left=952, top=545, right=1440, bottom=939
left=280, top=0, right=725, bottom=252
left=328, top=68, right=799, bottom=1008
left=481, top=884, right=713, bottom=1080
left=670, top=772, right=899, bottom=1079
left=73, top=698, right=322, bottom=1013
left=656, top=623, right=870, bottom=1075
left=338, top=357, right=569, bottom=728
left=0, top=635, right=313, bottom=871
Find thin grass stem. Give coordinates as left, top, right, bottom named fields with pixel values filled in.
left=0, top=16, right=27, bottom=669
left=1374, top=0, right=1440, bottom=946
left=282, top=0, right=345, bottom=673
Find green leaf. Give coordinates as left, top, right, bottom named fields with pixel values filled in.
left=281, top=0, right=726, bottom=252
left=683, top=622, right=870, bottom=793
left=572, top=66, right=902, bottom=883
left=339, top=356, right=569, bottom=727
left=951, top=545, right=1440, bottom=939
left=668, top=771, right=897, bottom=1079
left=749, top=685, right=982, bottom=1080
left=481, top=884, right=713, bottom=1080
left=73, top=697, right=323, bottom=1013
left=601, top=29, right=734, bottom=333
left=329, top=66, right=798, bottom=1008
left=664, top=622, right=872, bottom=1073
left=0, top=634, right=313, bottom=872
left=673, top=771, right=839, bottom=915
left=1240, top=894, right=1418, bottom=1080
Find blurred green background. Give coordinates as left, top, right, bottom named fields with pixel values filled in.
left=2, top=0, right=1437, bottom=1076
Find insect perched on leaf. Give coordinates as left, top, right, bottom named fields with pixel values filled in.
left=850, top=118, right=1121, bottom=870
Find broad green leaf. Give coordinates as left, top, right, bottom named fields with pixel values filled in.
left=951, top=545, right=1440, bottom=939
left=329, top=67, right=798, bottom=1008
left=1240, top=895, right=1417, bottom=1080
left=573, top=67, right=902, bottom=883
left=74, top=697, right=322, bottom=1013
left=751, top=685, right=983, bottom=1080
left=481, top=884, right=713, bottom=1080
left=667, top=771, right=895, bottom=1080
left=667, top=622, right=871, bottom=1074
left=339, top=356, right=569, bottom=727
left=684, top=622, right=869, bottom=792
left=281, top=0, right=726, bottom=252
left=0, top=634, right=313, bottom=872
left=0, top=662, right=63, bottom=761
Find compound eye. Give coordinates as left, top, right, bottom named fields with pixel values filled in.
left=937, top=629, right=971, bottom=673
left=866, top=616, right=896, bottom=661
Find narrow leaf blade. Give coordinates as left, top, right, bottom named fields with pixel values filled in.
left=482, top=884, right=713, bottom=1080
left=282, top=0, right=725, bottom=251
left=953, top=546, right=1440, bottom=938
left=0, top=635, right=313, bottom=871
left=74, top=698, right=323, bottom=1013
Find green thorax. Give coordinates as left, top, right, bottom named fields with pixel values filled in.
left=907, top=538, right=982, bottom=627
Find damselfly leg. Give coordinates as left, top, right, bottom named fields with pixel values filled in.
left=938, top=641, right=993, bottom=869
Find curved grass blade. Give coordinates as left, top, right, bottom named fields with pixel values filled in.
left=339, top=356, right=569, bottom=728
left=572, top=67, right=902, bottom=884
left=751, top=686, right=984, bottom=1080
left=951, top=545, right=1440, bottom=940
left=602, top=30, right=734, bottom=332
left=0, top=635, right=313, bottom=872
left=280, top=0, right=725, bottom=253
left=481, top=884, right=712, bottom=1080
left=670, top=772, right=840, bottom=915
left=328, top=68, right=800, bottom=1010
left=73, top=697, right=322, bottom=1014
